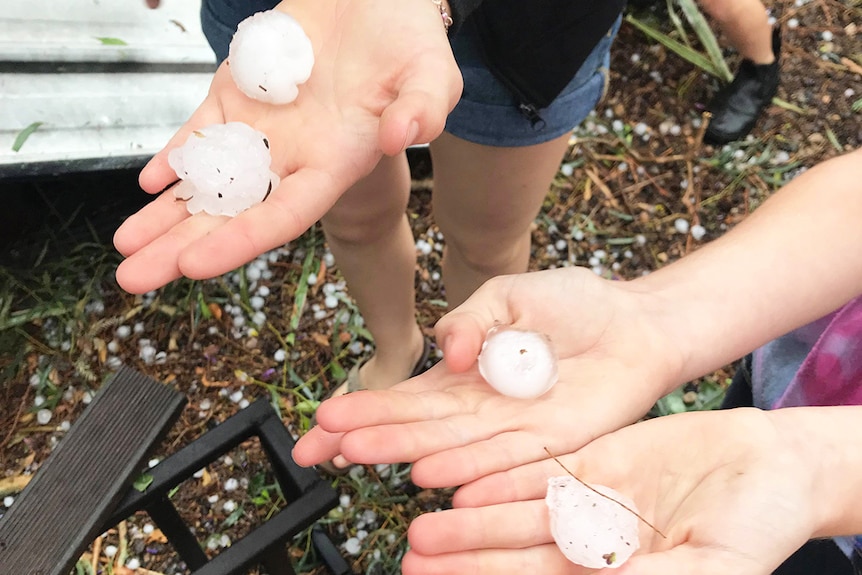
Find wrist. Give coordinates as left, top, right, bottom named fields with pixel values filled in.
left=769, top=406, right=862, bottom=539
left=430, top=0, right=453, bottom=33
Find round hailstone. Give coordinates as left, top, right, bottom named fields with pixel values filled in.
left=169, top=122, right=280, bottom=217
left=228, top=10, right=314, bottom=104
left=546, top=476, right=640, bottom=569
left=477, top=326, right=558, bottom=399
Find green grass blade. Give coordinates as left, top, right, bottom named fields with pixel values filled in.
left=675, top=0, right=734, bottom=82
left=95, top=37, right=127, bottom=45
left=11, top=122, right=43, bottom=152
left=625, top=14, right=724, bottom=79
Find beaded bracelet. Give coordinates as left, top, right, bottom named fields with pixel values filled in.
left=430, top=0, right=453, bottom=32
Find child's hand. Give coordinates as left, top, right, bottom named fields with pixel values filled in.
left=402, top=408, right=820, bottom=575
left=114, top=0, right=462, bottom=293
left=293, top=267, right=683, bottom=487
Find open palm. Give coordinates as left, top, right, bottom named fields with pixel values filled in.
left=114, top=0, right=462, bottom=293
left=293, top=267, right=683, bottom=487
left=400, top=409, right=818, bottom=575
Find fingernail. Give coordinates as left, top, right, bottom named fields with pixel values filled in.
left=402, top=121, right=419, bottom=152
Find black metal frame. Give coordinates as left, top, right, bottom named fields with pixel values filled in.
left=103, top=398, right=352, bottom=575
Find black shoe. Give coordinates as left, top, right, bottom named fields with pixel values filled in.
left=704, top=28, right=781, bottom=145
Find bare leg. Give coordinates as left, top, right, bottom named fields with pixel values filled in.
left=321, top=153, right=425, bottom=391
left=430, top=131, right=572, bottom=308
left=699, top=0, right=774, bottom=64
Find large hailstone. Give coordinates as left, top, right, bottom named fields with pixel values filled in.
left=168, top=122, right=279, bottom=217
left=546, top=476, right=640, bottom=569
left=228, top=10, right=314, bottom=104
left=477, top=326, right=558, bottom=399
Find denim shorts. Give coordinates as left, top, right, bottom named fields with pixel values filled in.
left=200, top=0, right=619, bottom=147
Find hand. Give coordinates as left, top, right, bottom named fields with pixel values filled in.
left=401, top=408, right=819, bottom=575
left=293, top=267, right=684, bottom=487
left=114, top=0, right=462, bottom=293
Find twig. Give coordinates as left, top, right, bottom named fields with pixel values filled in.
left=544, top=447, right=667, bottom=539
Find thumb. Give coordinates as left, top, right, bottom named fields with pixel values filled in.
left=377, top=53, right=463, bottom=155
left=434, top=310, right=488, bottom=373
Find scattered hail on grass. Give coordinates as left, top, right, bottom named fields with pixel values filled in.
left=228, top=10, right=314, bottom=104
left=169, top=122, right=280, bottom=217
left=477, top=326, right=558, bottom=399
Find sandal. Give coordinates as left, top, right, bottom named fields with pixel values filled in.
left=313, top=336, right=433, bottom=476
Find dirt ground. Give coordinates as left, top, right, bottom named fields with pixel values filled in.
left=1, top=1, right=860, bottom=573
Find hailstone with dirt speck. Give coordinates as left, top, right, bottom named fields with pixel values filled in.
left=546, top=476, right=640, bottom=568
left=229, top=10, right=314, bottom=104
left=477, top=326, right=558, bottom=399
left=169, top=122, right=279, bottom=217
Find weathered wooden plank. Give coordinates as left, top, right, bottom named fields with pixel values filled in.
left=0, top=366, right=186, bottom=575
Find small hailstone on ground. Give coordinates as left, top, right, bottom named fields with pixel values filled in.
left=324, top=295, right=339, bottom=309
left=343, top=537, right=362, bottom=556
left=821, top=30, right=834, bottom=42
left=229, top=10, right=314, bottom=104
left=674, top=218, right=690, bottom=234
left=104, top=545, right=118, bottom=558
left=224, top=478, right=240, bottom=491
left=223, top=500, right=237, bottom=513
left=148, top=458, right=161, bottom=468
left=306, top=274, right=318, bottom=286
left=142, top=523, right=155, bottom=535
left=126, top=558, right=141, bottom=570
left=170, top=122, right=279, bottom=217
left=546, top=476, right=640, bottom=568
left=3, top=496, right=14, bottom=507
left=846, top=88, right=856, bottom=98
left=36, top=409, right=52, bottom=425
left=691, top=224, right=707, bottom=241
left=560, top=163, right=575, bottom=177
left=477, top=326, right=558, bottom=399
left=787, top=17, right=799, bottom=29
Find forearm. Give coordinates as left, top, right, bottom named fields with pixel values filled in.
left=770, top=406, right=862, bottom=538
left=631, top=148, right=862, bottom=387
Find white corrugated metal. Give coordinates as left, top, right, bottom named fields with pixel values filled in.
left=1, top=0, right=216, bottom=176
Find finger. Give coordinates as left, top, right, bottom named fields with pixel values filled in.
left=338, top=414, right=495, bottom=467
left=291, top=425, right=345, bottom=468
left=113, top=183, right=191, bottom=257
left=434, top=275, right=521, bottom=372
left=407, top=501, right=550, bottom=555
left=410, top=431, right=559, bottom=489
left=176, top=167, right=344, bottom=280
left=313, top=385, right=478, bottom=432
left=114, top=211, right=228, bottom=294
left=401, top=545, right=591, bottom=575
left=453, top=456, right=589, bottom=508
left=378, top=53, right=462, bottom=155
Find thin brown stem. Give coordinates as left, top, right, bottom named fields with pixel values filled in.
left=544, top=447, right=667, bottom=539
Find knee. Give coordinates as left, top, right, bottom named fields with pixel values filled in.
left=441, top=226, right=529, bottom=276
left=321, top=202, right=406, bottom=246
left=697, top=0, right=738, bottom=26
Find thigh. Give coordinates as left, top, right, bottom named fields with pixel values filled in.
left=320, top=152, right=411, bottom=241
left=430, top=131, right=569, bottom=248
